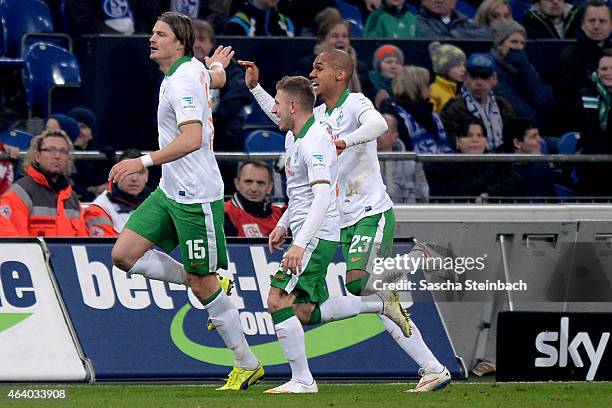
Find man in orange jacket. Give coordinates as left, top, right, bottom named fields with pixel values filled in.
left=0, top=129, right=88, bottom=237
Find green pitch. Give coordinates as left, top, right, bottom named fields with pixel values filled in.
left=0, top=382, right=610, bottom=407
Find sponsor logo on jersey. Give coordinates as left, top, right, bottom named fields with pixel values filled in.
left=180, top=96, right=196, bottom=110
left=311, top=153, right=325, bottom=168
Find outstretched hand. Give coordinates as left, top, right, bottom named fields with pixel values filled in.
left=237, top=60, right=260, bottom=90
left=205, top=45, right=234, bottom=69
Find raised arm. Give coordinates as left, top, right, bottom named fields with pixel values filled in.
left=238, top=60, right=279, bottom=125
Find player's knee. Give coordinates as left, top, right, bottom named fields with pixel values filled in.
left=266, top=296, right=282, bottom=313
left=294, top=304, right=313, bottom=325
left=267, top=291, right=291, bottom=313
left=111, top=245, right=135, bottom=272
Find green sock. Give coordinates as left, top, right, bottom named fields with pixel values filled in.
left=345, top=275, right=368, bottom=296
left=201, top=287, right=222, bottom=306
left=308, top=305, right=321, bottom=325
left=271, top=306, right=295, bottom=325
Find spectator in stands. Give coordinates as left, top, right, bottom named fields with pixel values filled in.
left=441, top=53, right=515, bottom=151
left=193, top=19, right=252, bottom=195
left=84, top=149, right=151, bottom=237
left=45, top=114, right=80, bottom=143
left=556, top=0, right=612, bottom=132
left=474, top=0, right=512, bottom=28
left=428, top=41, right=466, bottom=113
left=225, top=0, right=295, bottom=37
left=425, top=118, right=504, bottom=202
left=224, top=160, right=284, bottom=237
left=0, top=143, right=19, bottom=196
left=523, top=0, right=582, bottom=39
left=417, top=0, right=491, bottom=39
left=364, top=0, right=419, bottom=38
left=292, top=8, right=366, bottom=93
left=365, top=44, right=404, bottom=108
left=575, top=49, right=612, bottom=197
left=0, top=129, right=87, bottom=237
left=489, top=20, right=555, bottom=127
left=66, top=0, right=150, bottom=38
left=381, top=65, right=454, bottom=153
left=377, top=113, right=429, bottom=203
left=503, top=117, right=555, bottom=199
left=67, top=107, right=96, bottom=151
left=149, top=0, right=232, bottom=33
left=62, top=107, right=113, bottom=202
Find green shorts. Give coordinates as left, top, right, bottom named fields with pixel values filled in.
left=124, top=187, right=228, bottom=275
left=270, top=237, right=338, bottom=304
left=340, top=208, right=395, bottom=272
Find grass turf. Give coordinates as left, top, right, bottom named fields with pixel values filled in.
left=0, top=382, right=610, bottom=407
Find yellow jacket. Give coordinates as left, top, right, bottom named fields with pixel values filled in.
left=430, top=75, right=458, bottom=113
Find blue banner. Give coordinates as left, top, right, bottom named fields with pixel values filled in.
left=48, top=240, right=461, bottom=379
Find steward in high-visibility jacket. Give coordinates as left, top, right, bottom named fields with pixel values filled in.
left=84, top=182, right=151, bottom=237
left=83, top=148, right=150, bottom=237
left=0, top=129, right=87, bottom=237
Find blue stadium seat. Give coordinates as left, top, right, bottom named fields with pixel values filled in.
left=554, top=183, right=574, bottom=197
left=23, top=43, right=81, bottom=117
left=243, top=102, right=278, bottom=130
left=0, top=129, right=33, bottom=150
left=558, top=132, right=580, bottom=155
left=335, top=0, right=364, bottom=37
left=244, top=129, right=285, bottom=153
left=456, top=1, right=477, bottom=19
left=0, top=0, right=70, bottom=57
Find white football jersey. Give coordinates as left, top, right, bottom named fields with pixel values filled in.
left=157, top=56, right=223, bottom=203
left=313, top=90, right=393, bottom=228
left=284, top=117, right=340, bottom=242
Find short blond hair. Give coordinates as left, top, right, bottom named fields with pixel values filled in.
left=23, top=129, right=75, bottom=176
left=392, top=66, right=430, bottom=102
left=276, top=76, right=316, bottom=110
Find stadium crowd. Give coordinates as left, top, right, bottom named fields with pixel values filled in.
left=2, top=0, right=612, bottom=238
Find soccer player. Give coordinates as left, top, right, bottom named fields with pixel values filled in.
left=241, top=51, right=451, bottom=392
left=262, top=75, right=410, bottom=394
left=108, top=12, right=263, bottom=391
